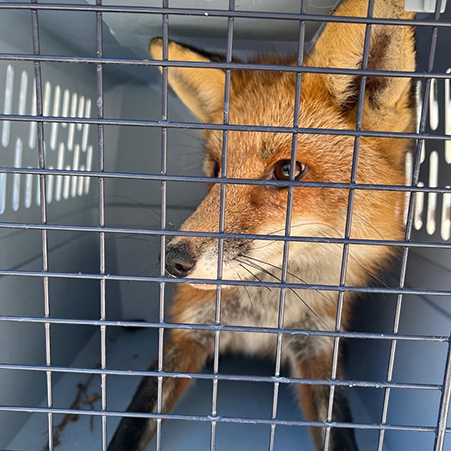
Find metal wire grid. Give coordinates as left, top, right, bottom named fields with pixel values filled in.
left=378, top=2, right=446, bottom=449
left=156, top=2, right=169, bottom=448
left=210, top=2, right=235, bottom=448
left=29, top=0, right=53, bottom=448
left=268, top=0, right=306, bottom=448
left=0, top=1, right=450, bottom=451
left=94, top=0, right=107, bottom=446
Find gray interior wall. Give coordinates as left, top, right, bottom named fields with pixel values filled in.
left=104, top=82, right=208, bottom=321
left=0, top=7, right=124, bottom=447
left=85, top=0, right=341, bottom=58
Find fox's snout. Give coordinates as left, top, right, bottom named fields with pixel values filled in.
left=165, top=243, right=197, bottom=278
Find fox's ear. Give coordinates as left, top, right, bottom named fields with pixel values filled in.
left=149, top=38, right=227, bottom=122
left=308, top=0, right=416, bottom=114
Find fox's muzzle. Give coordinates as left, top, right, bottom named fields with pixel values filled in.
left=165, top=242, right=197, bottom=278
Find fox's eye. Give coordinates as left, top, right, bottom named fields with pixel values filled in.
left=213, top=162, right=220, bottom=178
left=273, top=160, right=307, bottom=181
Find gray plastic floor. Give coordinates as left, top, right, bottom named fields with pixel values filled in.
left=8, top=327, right=382, bottom=451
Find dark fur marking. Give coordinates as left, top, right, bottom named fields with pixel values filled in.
left=311, top=384, right=358, bottom=450
left=339, top=31, right=398, bottom=111
left=107, top=358, right=159, bottom=451
left=108, top=346, right=182, bottom=451
left=225, top=238, right=253, bottom=259
left=329, top=386, right=359, bottom=451
left=286, top=334, right=331, bottom=361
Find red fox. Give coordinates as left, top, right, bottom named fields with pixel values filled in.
left=108, top=0, right=416, bottom=449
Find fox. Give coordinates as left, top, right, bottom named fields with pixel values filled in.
left=108, top=0, right=417, bottom=450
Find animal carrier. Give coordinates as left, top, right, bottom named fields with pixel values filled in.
left=0, top=1, right=450, bottom=450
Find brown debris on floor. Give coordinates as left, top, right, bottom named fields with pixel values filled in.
left=82, top=391, right=101, bottom=431
left=43, top=372, right=101, bottom=451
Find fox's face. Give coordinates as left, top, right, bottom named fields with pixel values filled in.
left=150, top=1, right=416, bottom=288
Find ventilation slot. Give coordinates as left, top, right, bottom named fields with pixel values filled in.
left=445, top=68, right=451, bottom=164
left=68, top=92, right=78, bottom=151
left=414, top=182, right=425, bottom=231
left=2, top=64, right=14, bottom=148
left=29, top=81, right=37, bottom=150
left=404, top=152, right=413, bottom=224
left=18, top=71, right=28, bottom=116
left=61, top=89, right=70, bottom=128
left=82, top=98, right=91, bottom=152
left=24, top=170, right=33, bottom=209
left=47, top=167, right=54, bottom=204
left=55, top=142, right=65, bottom=202
left=36, top=176, right=40, bottom=207
left=0, top=173, right=6, bottom=214
left=429, top=78, right=439, bottom=131
left=71, top=144, right=80, bottom=198
left=426, top=151, right=439, bottom=235
left=43, top=81, right=51, bottom=119
left=63, top=165, right=71, bottom=200
left=84, top=145, right=93, bottom=194
left=442, top=188, right=451, bottom=241
left=78, top=165, right=85, bottom=197
left=50, top=85, right=61, bottom=150
left=77, top=96, right=85, bottom=131
left=12, top=138, right=23, bottom=212
left=416, top=81, right=426, bottom=163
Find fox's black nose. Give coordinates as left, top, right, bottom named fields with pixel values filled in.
left=165, top=243, right=196, bottom=278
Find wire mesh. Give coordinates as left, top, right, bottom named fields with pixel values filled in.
left=94, top=1, right=107, bottom=449
left=0, top=1, right=450, bottom=451
left=378, top=1, right=445, bottom=449
left=29, top=0, right=53, bottom=448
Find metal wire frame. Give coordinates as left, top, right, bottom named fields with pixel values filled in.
left=0, top=361, right=444, bottom=391
left=0, top=404, right=445, bottom=433
left=323, top=1, right=375, bottom=447
left=29, top=0, right=53, bottom=448
left=3, top=113, right=451, bottom=145
left=210, top=1, right=235, bottom=449
left=0, top=268, right=450, bottom=296
left=3, top=55, right=451, bottom=82
left=0, top=2, right=450, bottom=28
left=3, top=218, right=451, bottom=248
left=4, top=112, right=451, bottom=140
left=156, top=0, right=169, bottom=451
left=155, top=2, right=169, bottom=450
left=378, top=1, right=449, bottom=449
left=269, top=1, right=307, bottom=448
left=94, top=0, right=107, bottom=449
left=0, top=315, right=447, bottom=342
left=1, top=166, right=451, bottom=194
left=0, top=1, right=451, bottom=450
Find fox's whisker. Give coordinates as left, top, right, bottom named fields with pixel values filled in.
left=352, top=212, right=386, bottom=241
left=313, top=235, right=390, bottom=289
left=237, top=257, right=281, bottom=283
left=238, top=263, right=272, bottom=291
left=241, top=255, right=335, bottom=306
left=237, top=259, right=328, bottom=328
left=236, top=272, right=255, bottom=312
left=266, top=221, right=344, bottom=239
left=287, top=287, right=329, bottom=329
left=250, top=229, right=389, bottom=291
left=251, top=221, right=344, bottom=251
